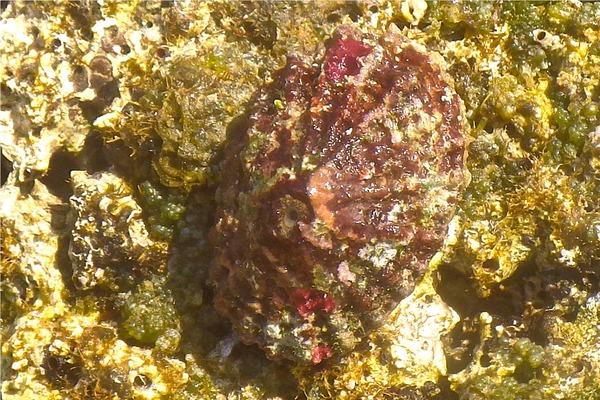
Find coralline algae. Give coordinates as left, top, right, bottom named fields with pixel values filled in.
left=211, top=25, right=468, bottom=364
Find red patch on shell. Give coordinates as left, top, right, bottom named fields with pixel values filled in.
left=311, top=345, right=334, bottom=364
left=324, top=28, right=372, bottom=82
left=291, top=288, right=336, bottom=317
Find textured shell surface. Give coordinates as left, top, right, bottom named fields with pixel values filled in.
left=211, top=24, right=468, bottom=364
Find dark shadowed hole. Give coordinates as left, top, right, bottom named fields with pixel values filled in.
left=1, top=150, right=12, bottom=186
left=504, top=122, right=520, bottom=139
left=40, top=149, right=78, bottom=201
left=51, top=38, right=62, bottom=49
left=348, top=2, right=362, bottom=22
left=480, top=353, right=491, bottom=367
left=43, top=351, right=82, bottom=389
left=518, top=101, right=538, bottom=117
left=210, top=11, right=223, bottom=27
left=326, top=13, right=341, bottom=23
left=561, top=309, right=579, bottom=323
left=483, top=122, right=495, bottom=134
left=437, top=264, right=482, bottom=317
left=156, top=47, right=169, bottom=58
left=432, top=376, right=460, bottom=399
left=79, top=100, right=105, bottom=123
left=445, top=321, right=479, bottom=374
left=65, top=1, right=100, bottom=41
left=82, top=130, right=110, bottom=173
left=536, top=288, right=553, bottom=309
left=528, top=312, right=552, bottom=347
left=243, top=19, right=277, bottom=49
left=513, top=362, right=538, bottom=383
left=416, top=20, right=432, bottom=31
left=1, top=82, right=13, bottom=110
left=573, top=360, right=587, bottom=374
left=128, top=87, right=145, bottom=102
left=286, top=208, right=299, bottom=223
left=98, top=296, right=122, bottom=323
left=46, top=354, right=61, bottom=370
left=133, top=374, right=152, bottom=389
left=535, top=30, right=547, bottom=41
left=441, top=22, right=467, bottom=41
left=71, top=65, right=89, bottom=92
left=97, top=79, right=120, bottom=103
left=31, top=126, right=42, bottom=137
left=390, top=17, right=411, bottom=31
left=482, top=258, right=499, bottom=271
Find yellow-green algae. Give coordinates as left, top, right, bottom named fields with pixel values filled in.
left=450, top=292, right=600, bottom=399
left=1, top=0, right=600, bottom=399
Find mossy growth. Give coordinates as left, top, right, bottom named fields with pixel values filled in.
left=422, top=0, right=600, bottom=296
left=0, top=226, right=28, bottom=331
left=137, top=180, right=186, bottom=241
left=451, top=296, right=600, bottom=398
left=426, top=0, right=498, bottom=37
left=451, top=159, right=595, bottom=295
left=454, top=335, right=547, bottom=399
left=119, top=277, right=180, bottom=352
left=111, top=12, right=271, bottom=190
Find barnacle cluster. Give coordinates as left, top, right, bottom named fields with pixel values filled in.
left=2, top=0, right=600, bottom=399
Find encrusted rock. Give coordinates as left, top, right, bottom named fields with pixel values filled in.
left=68, top=171, right=167, bottom=291
left=212, top=25, right=468, bottom=364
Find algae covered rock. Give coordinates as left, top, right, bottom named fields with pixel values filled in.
left=68, top=171, right=168, bottom=291
left=3, top=0, right=600, bottom=398
left=296, top=268, right=461, bottom=398
left=212, top=24, right=468, bottom=364
left=450, top=294, right=600, bottom=399
left=119, top=277, right=181, bottom=352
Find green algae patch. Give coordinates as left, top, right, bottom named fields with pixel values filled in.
left=450, top=298, right=600, bottom=399
left=119, top=278, right=180, bottom=349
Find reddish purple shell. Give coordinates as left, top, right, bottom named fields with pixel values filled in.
left=211, top=25, right=468, bottom=364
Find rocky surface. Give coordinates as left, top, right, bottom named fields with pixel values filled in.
left=1, top=1, right=600, bottom=399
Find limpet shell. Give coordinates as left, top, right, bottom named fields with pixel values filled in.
left=212, top=25, right=468, bottom=364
